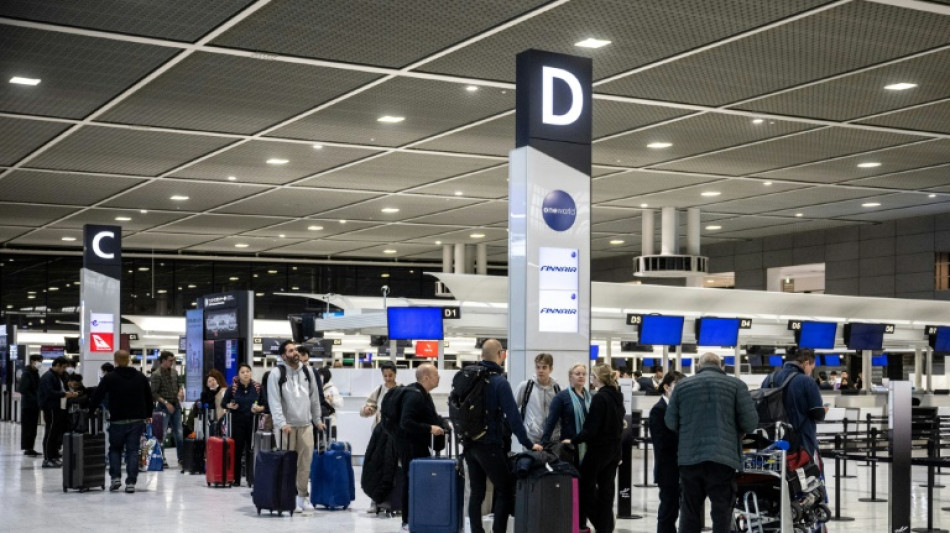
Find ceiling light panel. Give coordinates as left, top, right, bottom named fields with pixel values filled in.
left=0, top=117, right=71, bottom=166
left=171, top=140, right=381, bottom=185
left=0, top=26, right=177, bottom=119
left=736, top=49, right=950, bottom=121
left=48, top=208, right=186, bottom=231
left=0, top=169, right=146, bottom=205
left=242, top=219, right=375, bottom=239
left=296, top=152, right=498, bottom=192
left=268, top=77, right=514, bottom=147
left=320, top=195, right=480, bottom=222
left=412, top=165, right=509, bottom=200
left=706, top=187, right=878, bottom=215
left=185, top=236, right=302, bottom=254
left=103, top=180, right=268, bottom=212
left=845, top=163, right=950, bottom=190
left=597, top=2, right=950, bottom=106
left=159, top=214, right=291, bottom=235
left=419, top=0, right=829, bottom=81
left=324, top=224, right=454, bottom=243
left=217, top=188, right=381, bottom=218
left=99, top=52, right=380, bottom=134
left=857, top=99, right=950, bottom=135
left=409, top=201, right=508, bottom=227
left=604, top=179, right=803, bottom=210
left=575, top=38, right=611, bottom=49
left=0, top=203, right=79, bottom=227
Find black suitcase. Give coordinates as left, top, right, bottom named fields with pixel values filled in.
left=248, top=430, right=275, bottom=487
left=253, top=432, right=298, bottom=516
left=514, top=471, right=578, bottom=533
left=181, top=438, right=205, bottom=474
left=63, top=411, right=107, bottom=492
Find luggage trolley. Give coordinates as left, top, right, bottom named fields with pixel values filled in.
left=733, top=447, right=794, bottom=533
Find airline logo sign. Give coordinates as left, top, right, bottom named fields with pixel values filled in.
left=89, top=312, right=115, bottom=352
left=541, top=190, right=577, bottom=231
left=538, top=247, right=579, bottom=333
left=415, top=340, right=439, bottom=358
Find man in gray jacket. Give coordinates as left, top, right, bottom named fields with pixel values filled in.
left=267, top=340, right=325, bottom=514
left=665, top=352, right=758, bottom=533
left=514, top=352, right=560, bottom=444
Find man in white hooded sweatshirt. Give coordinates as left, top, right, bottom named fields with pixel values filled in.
left=515, top=353, right=561, bottom=445
left=268, top=340, right=325, bottom=513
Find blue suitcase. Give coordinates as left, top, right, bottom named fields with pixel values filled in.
left=253, top=445, right=298, bottom=516
left=409, top=431, right=464, bottom=533
left=310, top=426, right=355, bottom=510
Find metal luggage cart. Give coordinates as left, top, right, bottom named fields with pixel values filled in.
left=733, top=449, right=794, bottom=533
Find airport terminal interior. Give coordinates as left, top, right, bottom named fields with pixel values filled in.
left=2, top=1, right=950, bottom=532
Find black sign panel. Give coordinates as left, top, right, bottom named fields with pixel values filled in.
left=739, top=318, right=753, bottom=329
left=443, top=307, right=462, bottom=320
left=787, top=320, right=802, bottom=331
left=925, top=325, right=939, bottom=336
left=625, top=314, right=642, bottom=326
left=203, top=293, right=237, bottom=309
left=83, top=224, right=122, bottom=278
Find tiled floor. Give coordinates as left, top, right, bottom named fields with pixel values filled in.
left=1, top=421, right=946, bottom=533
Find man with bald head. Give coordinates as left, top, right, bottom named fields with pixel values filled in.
left=90, top=350, right=154, bottom=493
left=397, top=363, right=446, bottom=530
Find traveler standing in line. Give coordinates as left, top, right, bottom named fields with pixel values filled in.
left=38, top=356, right=78, bottom=467
left=763, top=348, right=827, bottom=465
left=267, top=340, right=325, bottom=514
left=360, top=361, right=400, bottom=427
left=649, top=371, right=685, bottom=533
left=665, top=352, right=758, bottom=533
left=464, top=339, right=542, bottom=533
left=567, top=364, right=625, bottom=533
left=514, top=353, right=561, bottom=445
left=89, top=350, right=153, bottom=493
left=222, top=363, right=264, bottom=486
left=637, top=369, right=656, bottom=394
left=20, top=354, right=43, bottom=457
left=295, top=345, right=329, bottom=418
left=318, top=367, right=344, bottom=427
left=149, top=351, right=184, bottom=464
left=398, top=363, right=445, bottom=532
left=203, top=369, right=227, bottom=421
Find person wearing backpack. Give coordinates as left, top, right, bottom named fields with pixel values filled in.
left=397, top=363, right=445, bottom=531
left=267, top=340, right=325, bottom=514
left=454, top=339, right=542, bottom=533
left=514, top=353, right=560, bottom=445
left=761, top=348, right=827, bottom=465
left=222, top=363, right=264, bottom=486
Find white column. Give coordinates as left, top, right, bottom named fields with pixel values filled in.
left=442, top=244, right=453, bottom=273
left=925, top=347, right=933, bottom=393
left=660, top=207, right=679, bottom=255
left=687, top=207, right=700, bottom=256
left=476, top=243, right=488, bottom=275
left=464, top=244, right=475, bottom=274
left=675, top=345, right=682, bottom=373
left=662, top=345, right=670, bottom=374
left=914, top=347, right=923, bottom=390
left=862, top=350, right=872, bottom=394
left=641, top=209, right=655, bottom=255
left=454, top=243, right=465, bottom=275
left=734, top=345, right=741, bottom=378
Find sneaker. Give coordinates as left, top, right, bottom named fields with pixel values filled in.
left=301, top=498, right=315, bottom=512
left=42, top=460, right=59, bottom=468
left=125, top=484, right=136, bottom=493
left=24, top=449, right=40, bottom=457
left=109, top=480, right=122, bottom=492
left=401, top=524, right=409, bottom=532
left=295, top=496, right=305, bottom=514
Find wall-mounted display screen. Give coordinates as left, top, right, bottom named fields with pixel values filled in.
left=723, top=356, right=735, bottom=366
left=288, top=313, right=320, bottom=343
left=387, top=307, right=444, bottom=340
left=205, top=309, right=239, bottom=339
left=40, top=345, right=65, bottom=359
left=681, top=358, right=692, bottom=367
left=769, top=355, right=784, bottom=367
left=259, top=337, right=286, bottom=355
left=930, top=327, right=950, bottom=352
left=844, top=323, right=886, bottom=351
left=795, top=321, right=837, bottom=349
left=823, top=354, right=841, bottom=366
left=371, top=336, right=412, bottom=348
left=64, top=337, right=80, bottom=354
left=695, top=317, right=741, bottom=347
left=590, top=345, right=599, bottom=361
left=748, top=355, right=764, bottom=367
left=620, top=342, right=653, bottom=352
left=638, top=315, right=684, bottom=346
left=872, top=354, right=888, bottom=366
left=642, top=358, right=655, bottom=368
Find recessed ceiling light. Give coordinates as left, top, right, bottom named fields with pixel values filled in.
left=640, top=203, right=649, bottom=208
left=701, top=191, right=721, bottom=197
left=140, top=209, right=148, bottom=214
left=884, top=82, right=917, bottom=91
left=454, top=191, right=464, bottom=196
left=156, top=289, right=167, bottom=294
left=383, top=249, right=397, bottom=254
left=647, top=142, right=673, bottom=149
left=752, top=119, right=764, bottom=125
left=381, top=207, right=400, bottom=214
left=227, top=175, right=237, bottom=181
left=170, top=195, right=189, bottom=201
left=187, top=284, right=196, bottom=289
left=609, top=239, right=625, bottom=245
left=10, top=76, right=41, bottom=86
left=27, top=295, right=35, bottom=300
left=138, top=267, right=150, bottom=272
left=291, top=286, right=300, bottom=291
left=377, top=115, right=405, bottom=124
left=435, top=240, right=442, bottom=245
left=381, top=273, right=390, bottom=278
left=857, top=162, right=881, bottom=168
left=465, top=85, right=479, bottom=92
left=234, top=243, right=250, bottom=248
left=470, top=232, right=485, bottom=239
left=267, top=270, right=278, bottom=275
left=861, top=202, right=881, bottom=208
left=795, top=213, right=803, bottom=217
left=763, top=181, right=773, bottom=186
left=48, top=287, right=59, bottom=291
left=61, top=236, right=76, bottom=242
left=229, top=276, right=239, bottom=281
left=266, top=158, right=289, bottom=165
left=706, top=279, right=716, bottom=284
left=255, top=292, right=264, bottom=297
left=277, top=234, right=286, bottom=239
left=114, top=216, right=132, bottom=221
left=575, top=38, right=611, bottom=49
left=307, top=225, right=324, bottom=231
left=705, top=225, right=722, bottom=230
left=929, top=194, right=937, bottom=198
left=339, top=220, right=347, bottom=224
left=312, top=144, right=323, bottom=150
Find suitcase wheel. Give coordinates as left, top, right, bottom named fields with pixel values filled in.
left=207, top=482, right=211, bottom=487
left=256, top=508, right=261, bottom=515
left=63, top=487, right=67, bottom=493
left=278, top=511, right=283, bottom=517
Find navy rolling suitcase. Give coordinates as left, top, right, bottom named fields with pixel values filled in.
left=253, top=432, right=298, bottom=517
left=409, top=430, right=463, bottom=533
left=310, top=420, right=355, bottom=510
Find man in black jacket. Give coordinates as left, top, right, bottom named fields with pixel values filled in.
left=19, top=354, right=43, bottom=457
left=90, top=350, right=154, bottom=493
left=398, top=363, right=445, bottom=531
left=38, top=356, right=78, bottom=468
left=649, top=371, right=684, bottom=533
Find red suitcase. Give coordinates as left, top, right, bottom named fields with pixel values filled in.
left=206, top=413, right=235, bottom=488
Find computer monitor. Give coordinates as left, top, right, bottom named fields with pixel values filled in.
left=642, top=358, right=655, bottom=368
left=872, top=354, right=888, bottom=366
left=844, top=323, right=886, bottom=351
left=723, top=355, right=735, bottom=366
left=387, top=307, right=444, bottom=340
left=638, top=315, right=684, bottom=346
left=795, top=321, right=837, bottom=349
left=823, top=354, right=841, bottom=366
left=681, top=358, right=692, bottom=367
left=769, top=355, right=784, bottom=367
left=748, top=354, right=764, bottom=367
left=929, top=327, right=950, bottom=352
left=695, top=317, right=741, bottom=347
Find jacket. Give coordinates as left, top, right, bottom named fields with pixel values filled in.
left=150, top=367, right=180, bottom=406
left=541, top=388, right=586, bottom=444
left=478, top=360, right=534, bottom=449
left=399, top=382, right=443, bottom=454
left=38, top=369, right=66, bottom=410
left=665, top=365, right=758, bottom=471
left=221, top=378, right=261, bottom=422
left=649, top=396, right=679, bottom=486
left=89, top=367, right=153, bottom=422
left=361, top=423, right=401, bottom=503
left=571, top=385, right=624, bottom=456
left=765, top=362, right=826, bottom=455
left=515, top=377, right=560, bottom=444
left=266, top=361, right=322, bottom=430
left=361, top=383, right=402, bottom=427
left=19, top=366, right=40, bottom=410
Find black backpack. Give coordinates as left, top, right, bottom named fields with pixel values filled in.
left=379, top=385, right=412, bottom=437
left=750, top=371, right=802, bottom=450
left=519, top=379, right=561, bottom=419
left=449, top=364, right=497, bottom=441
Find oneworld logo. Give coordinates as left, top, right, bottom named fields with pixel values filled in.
left=541, top=190, right=577, bottom=232
left=540, top=266, right=577, bottom=273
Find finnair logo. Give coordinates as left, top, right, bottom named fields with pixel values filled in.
left=540, top=265, right=577, bottom=273
left=541, top=190, right=577, bottom=231
left=540, top=308, right=577, bottom=315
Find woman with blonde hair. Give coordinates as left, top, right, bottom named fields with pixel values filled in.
left=568, top=364, right=625, bottom=533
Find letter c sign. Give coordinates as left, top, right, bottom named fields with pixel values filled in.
left=541, top=66, right=583, bottom=126
left=92, top=230, right=115, bottom=260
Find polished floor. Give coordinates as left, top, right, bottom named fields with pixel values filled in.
left=1, top=421, right=946, bottom=533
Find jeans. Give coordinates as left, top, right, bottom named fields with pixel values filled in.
left=109, top=422, right=145, bottom=485
left=157, top=403, right=183, bottom=462
left=465, top=442, right=514, bottom=533
left=679, top=461, right=737, bottom=533
left=42, top=408, right=66, bottom=461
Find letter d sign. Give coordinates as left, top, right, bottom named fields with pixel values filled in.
left=515, top=49, right=592, bottom=148
left=542, top=67, right=583, bottom=126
